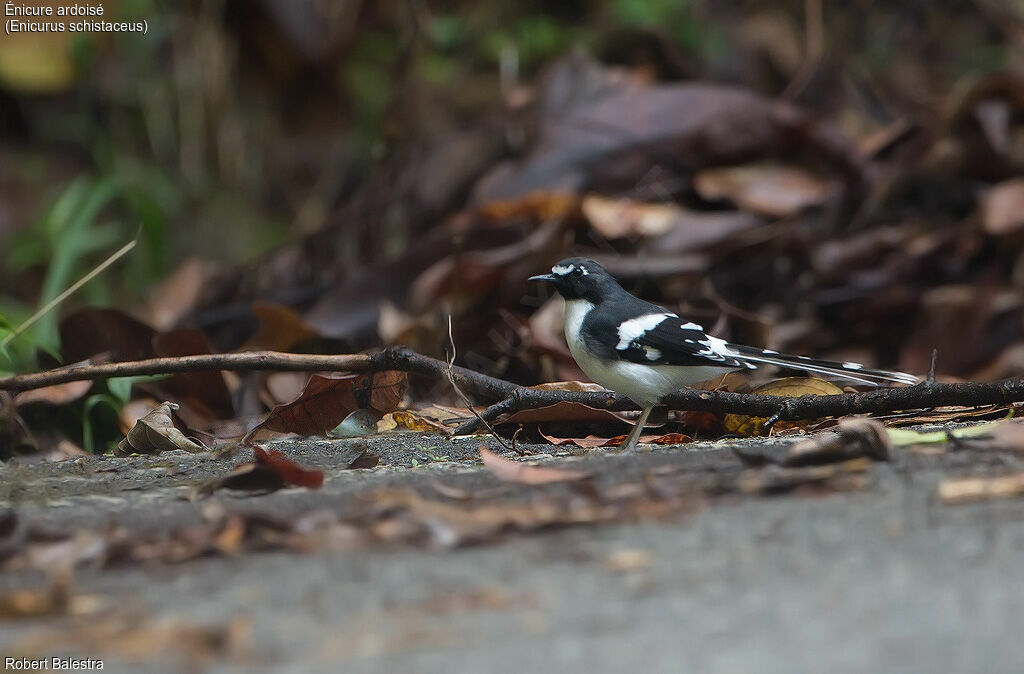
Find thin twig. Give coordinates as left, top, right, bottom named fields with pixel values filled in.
left=927, top=349, right=939, bottom=385
left=444, top=316, right=520, bottom=453
left=2, top=238, right=137, bottom=349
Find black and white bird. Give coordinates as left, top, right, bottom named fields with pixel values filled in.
left=530, top=257, right=917, bottom=450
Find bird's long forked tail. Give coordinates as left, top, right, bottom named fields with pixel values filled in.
left=723, top=343, right=919, bottom=387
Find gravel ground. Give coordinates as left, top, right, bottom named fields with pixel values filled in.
left=2, top=430, right=1024, bottom=673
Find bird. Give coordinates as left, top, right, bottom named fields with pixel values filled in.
left=529, top=257, right=917, bottom=451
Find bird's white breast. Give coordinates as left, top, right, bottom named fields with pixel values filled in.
left=561, top=299, right=736, bottom=407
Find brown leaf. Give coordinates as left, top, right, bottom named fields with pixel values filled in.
left=247, top=371, right=407, bottom=441
left=262, top=372, right=311, bottom=406
left=583, top=196, right=764, bottom=251
left=539, top=431, right=693, bottom=447
left=738, top=458, right=873, bottom=495
left=119, top=398, right=162, bottom=434
left=693, top=164, right=835, bottom=218
left=501, top=401, right=626, bottom=426
left=782, top=418, right=892, bottom=466
left=60, top=308, right=157, bottom=364
left=362, top=370, right=408, bottom=412
left=938, top=473, right=1024, bottom=505
left=724, top=378, right=844, bottom=437
left=198, top=447, right=324, bottom=495
left=0, top=571, right=74, bottom=618
left=475, top=192, right=580, bottom=221
left=242, top=301, right=320, bottom=351
left=479, top=447, right=590, bottom=484
left=602, top=548, right=654, bottom=573
left=537, top=431, right=620, bottom=448
left=141, top=258, right=218, bottom=331
left=472, top=57, right=862, bottom=206
left=961, top=419, right=1024, bottom=453
left=582, top=196, right=682, bottom=238
left=14, top=379, right=92, bottom=407
left=116, top=402, right=205, bottom=455
left=937, top=469, right=1024, bottom=501
left=981, top=178, right=1024, bottom=236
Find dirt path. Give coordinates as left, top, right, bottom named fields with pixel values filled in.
left=2, top=431, right=1024, bottom=672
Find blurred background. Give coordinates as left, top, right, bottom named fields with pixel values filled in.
left=3, top=0, right=1024, bottom=451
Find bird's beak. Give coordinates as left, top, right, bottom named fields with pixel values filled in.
left=529, top=273, right=558, bottom=283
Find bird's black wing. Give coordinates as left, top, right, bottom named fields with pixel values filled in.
left=613, top=315, right=755, bottom=369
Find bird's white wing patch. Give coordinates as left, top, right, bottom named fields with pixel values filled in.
left=679, top=321, right=703, bottom=331
left=616, top=313, right=674, bottom=351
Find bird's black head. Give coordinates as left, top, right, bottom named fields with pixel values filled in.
left=529, top=257, right=620, bottom=302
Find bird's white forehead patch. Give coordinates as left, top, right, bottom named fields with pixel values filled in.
left=552, top=263, right=587, bottom=276
left=616, top=313, right=673, bottom=350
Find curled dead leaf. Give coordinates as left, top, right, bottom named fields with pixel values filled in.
left=116, top=402, right=205, bottom=456
left=783, top=418, right=892, bottom=466
left=196, top=446, right=325, bottom=496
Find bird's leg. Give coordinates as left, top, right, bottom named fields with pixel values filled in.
left=620, top=405, right=655, bottom=451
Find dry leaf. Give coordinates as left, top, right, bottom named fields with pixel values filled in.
left=14, top=380, right=92, bottom=407
left=938, top=473, right=1024, bottom=504
left=479, top=447, right=590, bottom=484
left=783, top=418, right=892, bottom=466
left=602, top=548, right=654, bottom=573
left=501, top=401, right=625, bottom=426
left=59, top=307, right=157, bottom=364
left=243, top=302, right=320, bottom=351
left=693, top=164, right=835, bottom=217
left=724, top=378, right=844, bottom=437
left=981, top=178, right=1024, bottom=236
left=541, top=431, right=693, bottom=447
left=197, top=447, right=325, bottom=495
left=582, top=196, right=681, bottom=238
left=142, top=258, right=217, bottom=331
left=247, top=372, right=407, bottom=441
left=377, top=411, right=452, bottom=434
left=116, top=402, right=205, bottom=455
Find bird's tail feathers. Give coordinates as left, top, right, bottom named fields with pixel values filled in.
left=724, top=344, right=918, bottom=387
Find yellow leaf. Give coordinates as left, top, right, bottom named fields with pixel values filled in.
left=724, top=377, right=843, bottom=437
left=377, top=410, right=451, bottom=434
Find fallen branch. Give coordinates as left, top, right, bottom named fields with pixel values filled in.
left=0, top=346, right=518, bottom=401
left=452, top=379, right=1024, bottom=435
left=3, top=347, right=1024, bottom=435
